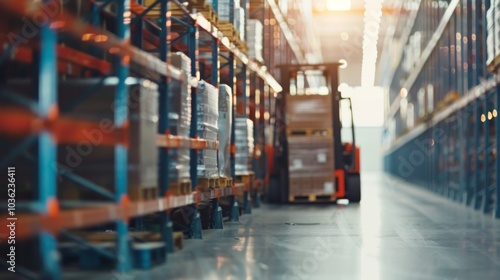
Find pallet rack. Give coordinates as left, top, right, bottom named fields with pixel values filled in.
left=0, top=0, right=312, bottom=278
left=381, top=0, right=500, bottom=218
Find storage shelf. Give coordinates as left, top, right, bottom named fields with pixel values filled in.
left=156, top=135, right=219, bottom=150
left=1, top=183, right=245, bottom=241
left=0, top=107, right=127, bottom=145
left=0, top=0, right=185, bottom=82
left=130, top=0, right=282, bottom=92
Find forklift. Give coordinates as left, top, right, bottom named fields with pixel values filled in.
left=267, top=63, right=361, bottom=203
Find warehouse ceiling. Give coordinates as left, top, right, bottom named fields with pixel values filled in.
left=311, top=0, right=397, bottom=87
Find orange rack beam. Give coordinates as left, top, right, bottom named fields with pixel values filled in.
left=156, top=134, right=219, bottom=150
left=0, top=107, right=127, bottom=146
left=0, top=183, right=245, bottom=240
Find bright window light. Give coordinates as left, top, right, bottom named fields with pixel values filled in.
left=327, top=0, right=352, bottom=11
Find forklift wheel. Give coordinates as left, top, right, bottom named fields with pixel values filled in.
left=346, top=173, right=361, bottom=203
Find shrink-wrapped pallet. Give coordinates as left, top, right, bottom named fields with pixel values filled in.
left=247, top=19, right=263, bottom=62
left=197, top=80, right=219, bottom=178
left=168, top=52, right=192, bottom=180
left=217, top=84, right=232, bottom=178
left=2, top=78, right=159, bottom=201
left=235, top=118, right=254, bottom=175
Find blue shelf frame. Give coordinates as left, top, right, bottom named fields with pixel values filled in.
left=383, top=0, right=500, bottom=218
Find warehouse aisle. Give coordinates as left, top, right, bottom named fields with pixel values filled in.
left=72, top=173, right=500, bottom=280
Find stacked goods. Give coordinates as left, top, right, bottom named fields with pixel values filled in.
left=206, top=0, right=239, bottom=22
left=487, top=2, right=500, bottom=66
left=217, top=85, right=233, bottom=178
left=247, top=19, right=264, bottom=63
left=197, top=80, right=219, bottom=178
left=3, top=78, right=159, bottom=201
left=235, top=6, right=245, bottom=40
left=235, top=118, right=254, bottom=175
left=286, top=94, right=335, bottom=197
left=288, top=137, right=335, bottom=195
left=285, top=94, right=333, bottom=131
left=168, top=53, right=192, bottom=181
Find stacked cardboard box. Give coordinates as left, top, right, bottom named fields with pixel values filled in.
left=286, top=94, right=335, bottom=196
left=288, top=137, right=335, bottom=195
left=285, top=94, right=333, bottom=130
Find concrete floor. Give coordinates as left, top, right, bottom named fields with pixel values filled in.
left=69, top=173, right=500, bottom=280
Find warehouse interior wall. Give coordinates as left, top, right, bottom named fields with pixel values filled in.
left=340, top=86, right=384, bottom=173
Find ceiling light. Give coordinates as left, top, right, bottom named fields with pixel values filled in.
left=341, top=32, right=349, bottom=41
left=338, top=83, right=349, bottom=92
left=339, top=59, right=348, bottom=68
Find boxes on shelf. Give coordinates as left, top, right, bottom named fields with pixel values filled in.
left=3, top=78, right=159, bottom=201
left=207, top=0, right=239, bottom=22
left=217, top=84, right=233, bottom=178
left=486, top=4, right=500, bottom=66
left=197, top=80, right=219, bottom=178
left=288, top=137, right=335, bottom=195
left=235, top=118, right=254, bottom=175
left=235, top=6, right=245, bottom=41
left=169, top=52, right=192, bottom=181
left=247, top=19, right=263, bottom=63
left=285, top=94, right=333, bottom=130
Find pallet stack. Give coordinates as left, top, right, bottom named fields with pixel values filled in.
left=197, top=80, right=220, bottom=189
left=285, top=94, right=336, bottom=202
left=487, top=1, right=500, bottom=70
left=217, top=84, right=233, bottom=187
left=169, top=52, right=193, bottom=195
left=2, top=78, right=160, bottom=201
left=247, top=19, right=264, bottom=63
left=235, top=118, right=255, bottom=175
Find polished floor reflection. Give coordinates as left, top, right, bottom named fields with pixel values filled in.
left=71, top=173, right=500, bottom=280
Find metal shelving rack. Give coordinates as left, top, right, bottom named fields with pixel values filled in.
left=382, top=0, right=500, bottom=218
left=0, top=0, right=316, bottom=278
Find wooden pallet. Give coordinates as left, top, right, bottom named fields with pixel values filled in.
left=288, top=194, right=336, bottom=203
left=198, top=177, right=217, bottom=190
left=218, top=22, right=238, bottom=40
left=236, top=173, right=254, bottom=191
left=218, top=176, right=233, bottom=188
left=286, top=128, right=333, bottom=137
left=197, top=4, right=219, bottom=26
left=169, top=178, right=192, bottom=195
left=66, top=231, right=184, bottom=249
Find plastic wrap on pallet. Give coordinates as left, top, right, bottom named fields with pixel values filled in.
left=217, top=84, right=232, bottom=178
left=206, top=0, right=240, bottom=22
left=486, top=5, right=500, bottom=65
left=288, top=137, right=335, bottom=195
left=235, top=7, right=245, bottom=41
left=197, top=80, right=219, bottom=178
left=247, top=19, right=263, bottom=62
left=3, top=78, right=159, bottom=201
left=168, top=52, right=192, bottom=180
left=235, top=118, right=254, bottom=175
